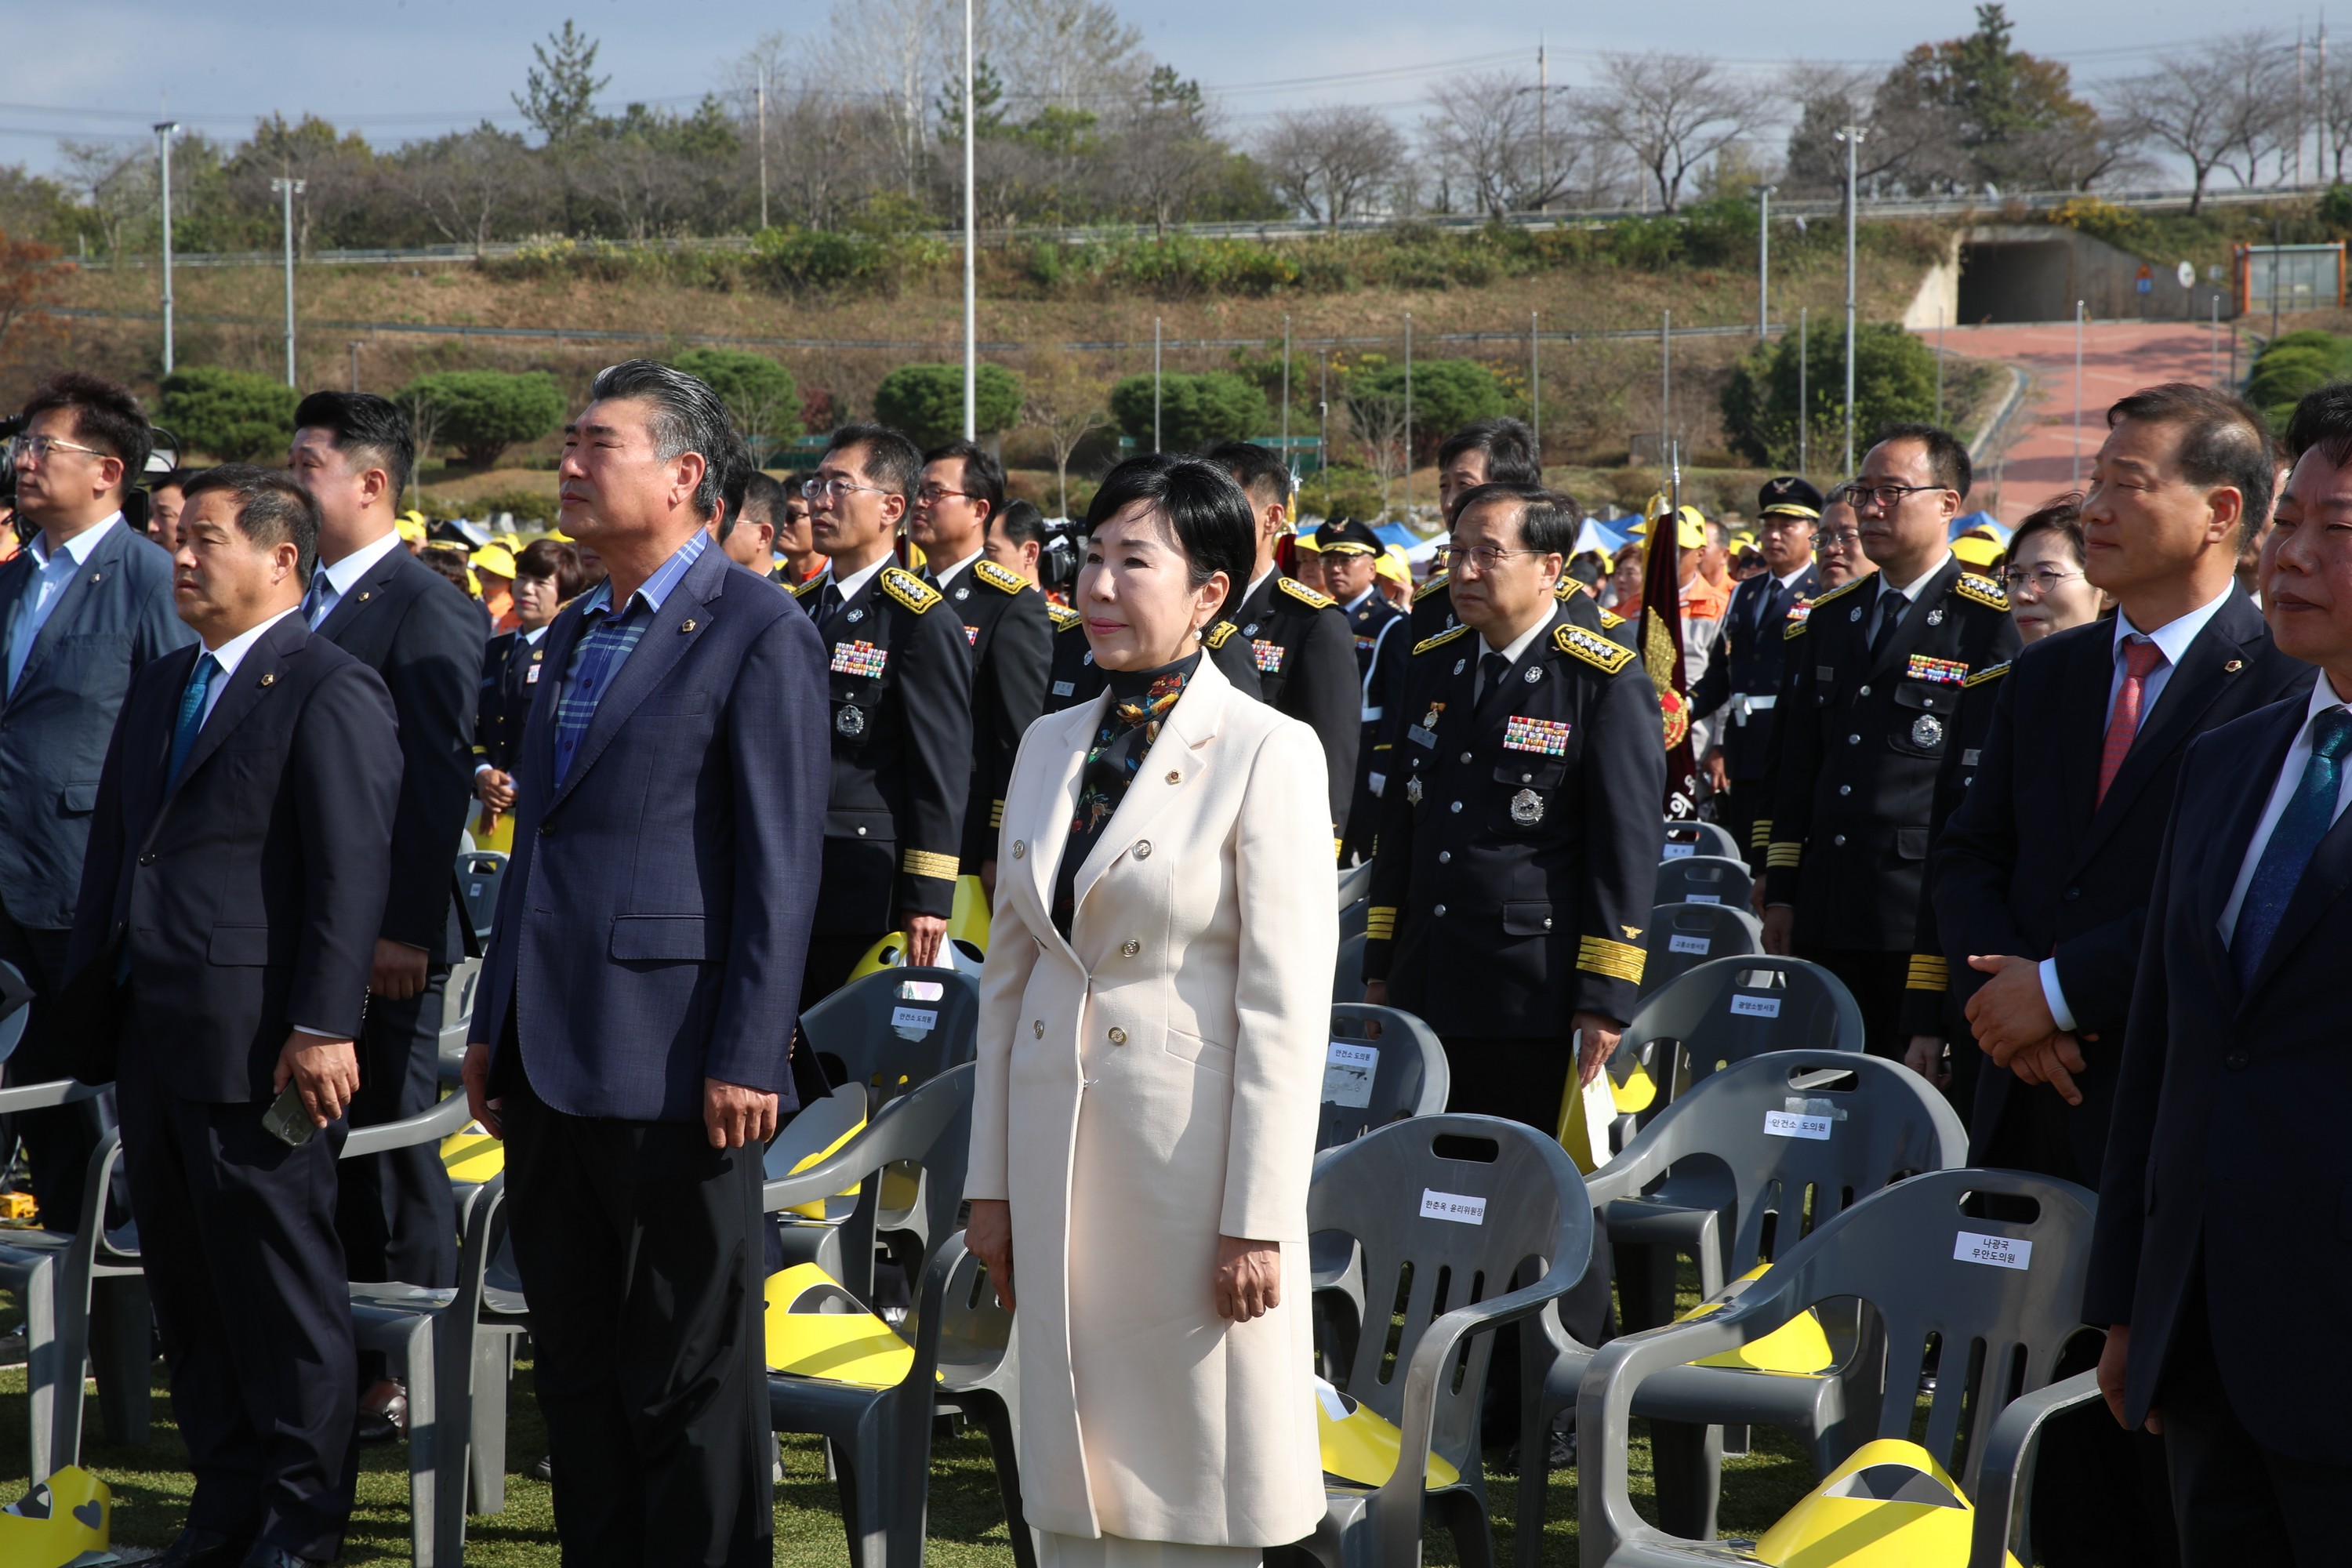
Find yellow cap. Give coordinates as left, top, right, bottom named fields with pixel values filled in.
left=1675, top=506, right=1708, bottom=550
left=1292, top=531, right=1321, bottom=553
left=1731, top=530, right=1759, bottom=551
left=1951, top=534, right=2005, bottom=568
left=473, top=543, right=518, bottom=580
left=1374, top=546, right=1410, bottom=586
left=396, top=516, right=428, bottom=545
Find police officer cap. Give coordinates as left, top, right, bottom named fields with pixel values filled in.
left=1315, top=517, right=1384, bottom=557
left=1758, top=475, right=1824, bottom=520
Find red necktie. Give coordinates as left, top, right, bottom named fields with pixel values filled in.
left=2096, top=637, right=2165, bottom=808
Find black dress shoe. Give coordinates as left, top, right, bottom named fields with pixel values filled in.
left=151, top=1527, right=250, bottom=1568
left=240, top=1545, right=331, bottom=1568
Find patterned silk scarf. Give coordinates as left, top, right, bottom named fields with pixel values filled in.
left=1052, top=652, right=1199, bottom=938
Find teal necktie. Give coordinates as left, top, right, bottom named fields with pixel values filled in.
left=2233, top=706, right=2352, bottom=985
left=164, top=653, right=220, bottom=792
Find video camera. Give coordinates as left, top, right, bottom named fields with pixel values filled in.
left=1036, top=515, right=1083, bottom=596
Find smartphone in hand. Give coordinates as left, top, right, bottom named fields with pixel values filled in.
left=262, top=1082, right=319, bottom=1149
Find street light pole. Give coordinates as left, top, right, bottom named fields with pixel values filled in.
left=1152, top=316, right=1162, bottom=452
left=1403, top=311, right=1414, bottom=515
left=1798, top=306, right=1809, bottom=476
left=757, top=67, right=769, bottom=232
left=271, top=176, right=306, bottom=387
left=1661, top=309, right=1671, bottom=472
left=1835, top=125, right=1865, bottom=473
left=961, top=0, right=977, bottom=441
left=154, top=121, right=179, bottom=375
left=2073, top=298, right=2086, bottom=486
left=1757, top=183, right=1773, bottom=339
left=1280, top=314, right=1291, bottom=453
left=1530, top=310, right=1541, bottom=466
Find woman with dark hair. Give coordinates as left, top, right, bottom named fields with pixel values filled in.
left=2002, top=493, right=2109, bottom=643
left=965, top=453, right=1334, bottom=1568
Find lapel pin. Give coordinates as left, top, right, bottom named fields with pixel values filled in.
left=680, top=618, right=697, bottom=633
left=2223, top=658, right=2244, bottom=673
left=358, top=590, right=372, bottom=603
left=89, top=572, right=102, bottom=584
left=260, top=672, right=276, bottom=687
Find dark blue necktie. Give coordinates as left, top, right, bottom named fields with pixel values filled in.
left=163, top=653, right=220, bottom=793
left=1869, top=588, right=1904, bottom=659
left=2233, top=706, right=2352, bottom=985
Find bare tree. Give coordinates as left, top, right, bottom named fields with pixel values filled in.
left=402, top=125, right=535, bottom=254
left=991, top=0, right=1146, bottom=114
left=58, top=140, right=154, bottom=256
left=1259, top=107, right=1408, bottom=227
left=1345, top=387, right=1408, bottom=514
left=1105, top=94, right=1227, bottom=236
left=819, top=0, right=957, bottom=198
left=1583, top=53, right=1769, bottom=213
left=1022, top=353, right=1110, bottom=516
left=1419, top=70, right=1571, bottom=219
left=2325, top=53, right=2352, bottom=181
left=2116, top=34, right=2291, bottom=213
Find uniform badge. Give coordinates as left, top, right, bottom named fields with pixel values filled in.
left=845, top=608, right=864, bottom=623
left=1356, top=634, right=1377, bottom=653
left=1911, top=714, right=1945, bottom=748
left=1786, top=601, right=1813, bottom=626
left=1251, top=639, right=1285, bottom=673
left=1510, top=787, right=1545, bottom=825
left=964, top=624, right=979, bottom=646
left=1405, top=777, right=1424, bottom=806
left=1849, top=605, right=1863, bottom=622
left=526, top=664, right=542, bottom=684
left=1904, top=653, right=1969, bottom=686
left=1454, top=658, right=1468, bottom=676
left=1242, top=622, right=1259, bottom=637
left=830, top=640, right=888, bottom=678
left=836, top=704, right=867, bottom=739
left=1523, top=666, right=1542, bottom=684
left=1421, top=704, right=1443, bottom=729
left=955, top=586, right=969, bottom=601
left=1504, top=716, right=1573, bottom=756
left=1926, top=606, right=1945, bottom=626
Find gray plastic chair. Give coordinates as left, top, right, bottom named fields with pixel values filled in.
left=1616, top=955, right=1865, bottom=1116
left=1578, top=1168, right=2099, bottom=1566
left=341, top=1091, right=492, bottom=1567
left=1637, top=903, right=1764, bottom=1000
left=455, top=851, right=505, bottom=947
left=1334, top=861, right=1374, bottom=1002
left=1966, top=1367, right=2107, bottom=1568
left=1512, top=1051, right=1967, bottom=1560
left=1301, top=1113, right=1592, bottom=1568
left=1661, top=820, right=1740, bottom=862
left=0, top=960, right=32, bottom=1058
left=765, top=1063, right=973, bottom=1568
left=931, top=1235, right=1035, bottom=1568
left=0, top=1087, right=147, bottom=1484
left=1650, top=854, right=1753, bottom=910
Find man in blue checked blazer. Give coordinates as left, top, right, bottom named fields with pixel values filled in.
left=462, top=361, right=828, bottom=1568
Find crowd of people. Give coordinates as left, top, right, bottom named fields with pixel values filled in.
left=0, top=352, right=2343, bottom=1567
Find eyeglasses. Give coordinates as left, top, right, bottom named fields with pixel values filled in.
left=914, top=484, right=976, bottom=504
left=1438, top=543, right=1544, bottom=572
left=1840, top=481, right=1953, bottom=512
left=800, top=476, right=887, bottom=503
left=8, top=434, right=107, bottom=466
left=1998, top=565, right=2086, bottom=595
left=1809, top=528, right=1864, bottom=550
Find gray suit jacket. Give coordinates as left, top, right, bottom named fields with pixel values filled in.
left=0, top=521, right=195, bottom=931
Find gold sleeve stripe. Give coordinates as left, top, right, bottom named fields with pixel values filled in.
left=1906, top=954, right=1951, bottom=991
left=1577, top=935, right=1646, bottom=984
left=989, top=800, right=1004, bottom=829
left=1365, top=906, right=1398, bottom=941
left=1750, top=817, right=1773, bottom=849
left=1333, top=837, right=1344, bottom=860
left=902, top=848, right=960, bottom=880
left=1766, top=841, right=1803, bottom=868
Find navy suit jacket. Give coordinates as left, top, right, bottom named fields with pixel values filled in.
left=1930, top=592, right=2311, bottom=1178
left=0, top=521, right=195, bottom=930
left=65, top=614, right=400, bottom=1102
left=311, top=544, right=485, bottom=962
left=2085, top=692, right=2352, bottom=1461
left=471, top=546, right=829, bottom=1123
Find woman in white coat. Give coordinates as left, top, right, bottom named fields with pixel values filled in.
left=965, top=453, right=1336, bottom=1568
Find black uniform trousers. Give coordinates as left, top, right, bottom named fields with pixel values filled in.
left=1795, top=944, right=1909, bottom=1060
left=118, top=1071, right=358, bottom=1562
left=0, top=907, right=103, bottom=1229
left=336, top=964, right=456, bottom=1293
left=1439, top=1034, right=1614, bottom=1447
left=495, top=1029, right=771, bottom=1568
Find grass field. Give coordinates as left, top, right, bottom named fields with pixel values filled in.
left=0, top=1341, right=1824, bottom=1565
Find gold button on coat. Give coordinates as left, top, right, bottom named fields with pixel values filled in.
left=1108, top=1027, right=1127, bottom=1044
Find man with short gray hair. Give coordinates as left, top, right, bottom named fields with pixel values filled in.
left=461, top=359, right=829, bottom=1567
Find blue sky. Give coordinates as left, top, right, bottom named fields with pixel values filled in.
left=4, top=0, right=2318, bottom=172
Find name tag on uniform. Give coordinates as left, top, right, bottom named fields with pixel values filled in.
left=1251, top=639, right=1284, bottom=673
left=1906, top=653, right=1969, bottom=685
left=1051, top=680, right=1075, bottom=697
left=1407, top=726, right=1437, bottom=749
left=1504, top=716, right=1572, bottom=755
left=526, top=664, right=542, bottom=684
left=831, top=640, right=887, bottom=677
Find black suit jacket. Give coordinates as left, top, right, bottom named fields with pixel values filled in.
left=1927, top=593, right=2311, bottom=1177
left=1225, top=572, right=1359, bottom=841
left=2086, top=693, right=2352, bottom=1461
left=926, top=560, right=1052, bottom=871
left=64, top=615, right=401, bottom=1102
left=311, top=544, right=485, bottom=963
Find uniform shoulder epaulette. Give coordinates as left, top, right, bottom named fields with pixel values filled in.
left=1555, top=622, right=1638, bottom=675
left=1413, top=623, right=1471, bottom=656
left=1278, top=576, right=1335, bottom=610
left=1599, top=608, right=1627, bottom=630
left=1962, top=659, right=2012, bottom=688
left=974, top=559, right=1029, bottom=596
left=1414, top=571, right=1450, bottom=604
left=1783, top=615, right=1809, bottom=641
left=786, top=575, right=822, bottom=600
left=880, top=565, right=941, bottom=613
left=1047, top=603, right=1082, bottom=631
left=1955, top=572, right=2009, bottom=611
left=1204, top=619, right=1238, bottom=649
left=1807, top=575, right=1870, bottom=611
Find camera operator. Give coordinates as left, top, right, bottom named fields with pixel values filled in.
left=0, top=375, right=195, bottom=1225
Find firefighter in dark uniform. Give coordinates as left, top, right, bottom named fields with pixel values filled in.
left=1362, top=483, right=1663, bottom=1437
left=793, top=424, right=974, bottom=997
left=1690, top=476, right=1824, bottom=876
left=909, top=440, right=1053, bottom=891
left=1204, top=441, right=1360, bottom=848
left=1318, top=517, right=1410, bottom=863
left=1762, top=426, right=2020, bottom=1058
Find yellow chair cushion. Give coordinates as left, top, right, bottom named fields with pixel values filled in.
left=764, top=1264, right=916, bottom=1388
left=1680, top=1265, right=1836, bottom=1377
left=1753, top=1438, right=2021, bottom=1568
left=1315, top=1377, right=1462, bottom=1492
left=441, top=1123, right=506, bottom=1185
left=0, top=1465, right=109, bottom=1565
